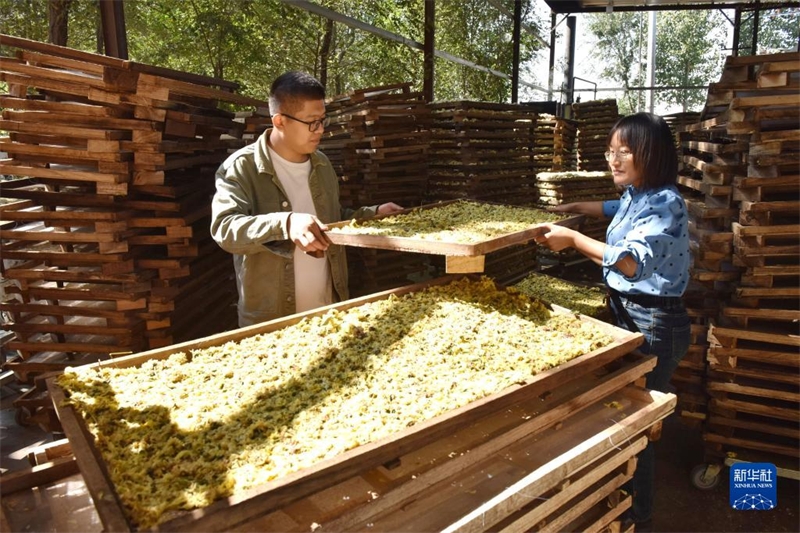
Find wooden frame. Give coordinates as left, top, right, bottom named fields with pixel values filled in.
left=325, top=200, right=583, bottom=256
left=49, top=276, right=642, bottom=532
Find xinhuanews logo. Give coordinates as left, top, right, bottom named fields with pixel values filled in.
left=730, top=463, right=777, bottom=510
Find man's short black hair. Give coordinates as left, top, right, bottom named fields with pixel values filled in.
left=607, top=112, right=678, bottom=191
left=269, top=71, right=326, bottom=115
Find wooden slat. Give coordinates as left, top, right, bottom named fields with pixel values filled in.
left=0, top=457, right=79, bottom=496
left=322, top=355, right=655, bottom=531
left=136, top=73, right=266, bottom=108
left=440, top=392, right=670, bottom=533
left=3, top=109, right=158, bottom=131
left=0, top=161, right=127, bottom=185
left=0, top=119, right=127, bottom=140
left=0, top=95, right=129, bottom=117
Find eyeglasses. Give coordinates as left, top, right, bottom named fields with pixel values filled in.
left=277, top=113, right=330, bottom=132
left=604, top=150, right=633, bottom=162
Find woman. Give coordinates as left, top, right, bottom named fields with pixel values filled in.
left=534, top=112, right=691, bottom=531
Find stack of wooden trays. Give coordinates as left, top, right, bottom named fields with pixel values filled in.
left=428, top=244, right=539, bottom=287
left=321, top=82, right=429, bottom=210
left=425, top=101, right=537, bottom=206
left=0, top=35, right=264, bottom=379
left=675, top=51, right=800, bottom=463
left=534, top=171, right=618, bottom=209
left=571, top=99, right=619, bottom=172
left=482, top=244, right=539, bottom=286
left=534, top=171, right=619, bottom=267
left=236, top=109, right=272, bottom=142
left=318, top=83, right=431, bottom=296
left=3, top=277, right=675, bottom=533
left=532, top=114, right=578, bottom=173
left=345, top=247, right=434, bottom=298
left=663, top=111, right=701, bottom=149
left=672, top=305, right=714, bottom=427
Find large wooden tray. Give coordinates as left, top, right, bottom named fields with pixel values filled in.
left=48, top=276, right=642, bottom=532
left=325, top=200, right=583, bottom=257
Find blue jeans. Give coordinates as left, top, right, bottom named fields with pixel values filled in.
left=609, top=294, right=691, bottom=523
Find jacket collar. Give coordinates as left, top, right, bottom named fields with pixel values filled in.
left=254, top=130, right=324, bottom=175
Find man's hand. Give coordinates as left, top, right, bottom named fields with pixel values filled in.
left=377, top=202, right=405, bottom=215
left=288, top=213, right=331, bottom=257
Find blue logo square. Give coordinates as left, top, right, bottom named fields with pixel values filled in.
left=730, top=462, right=777, bottom=510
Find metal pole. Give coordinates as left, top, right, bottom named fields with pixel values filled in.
left=646, top=10, right=656, bottom=113
left=565, top=16, right=576, bottom=104
left=511, top=0, right=521, bottom=103
left=732, top=8, right=742, bottom=56
left=751, top=4, right=760, bottom=55
left=423, top=0, right=435, bottom=102
left=548, top=12, right=556, bottom=101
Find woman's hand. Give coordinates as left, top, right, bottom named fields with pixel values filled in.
left=547, top=203, right=577, bottom=214
left=533, top=223, right=578, bottom=252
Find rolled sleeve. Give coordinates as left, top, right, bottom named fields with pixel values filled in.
left=343, top=204, right=379, bottom=221
left=602, top=199, right=620, bottom=218
left=605, top=185, right=690, bottom=296
left=607, top=190, right=686, bottom=282
left=603, top=242, right=644, bottom=280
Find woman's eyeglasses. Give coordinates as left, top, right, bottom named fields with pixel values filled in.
left=604, top=150, right=633, bottom=162
left=277, top=113, right=330, bottom=132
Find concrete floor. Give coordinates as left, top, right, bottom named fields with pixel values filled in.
left=650, top=414, right=799, bottom=532
left=2, top=382, right=797, bottom=532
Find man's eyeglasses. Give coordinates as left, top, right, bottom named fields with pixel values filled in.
left=604, top=150, right=633, bottom=162
left=277, top=113, right=330, bottom=132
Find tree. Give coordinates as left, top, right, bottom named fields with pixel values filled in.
left=0, top=0, right=49, bottom=44
left=756, top=8, right=800, bottom=53
left=736, top=7, right=800, bottom=55
left=124, top=0, right=264, bottom=82
left=435, top=0, right=542, bottom=101
left=0, top=0, right=101, bottom=52
left=654, top=11, right=726, bottom=112
left=586, top=12, right=648, bottom=114
left=1, top=0, right=544, bottom=103
left=48, top=0, right=72, bottom=45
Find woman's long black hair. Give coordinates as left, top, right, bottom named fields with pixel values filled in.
left=607, top=112, right=679, bottom=190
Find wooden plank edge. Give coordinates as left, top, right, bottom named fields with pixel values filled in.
left=47, top=380, right=133, bottom=532
left=323, top=355, right=655, bottom=531
left=0, top=456, right=79, bottom=496
left=439, top=388, right=675, bottom=533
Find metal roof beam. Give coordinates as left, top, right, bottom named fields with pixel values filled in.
left=543, top=0, right=800, bottom=13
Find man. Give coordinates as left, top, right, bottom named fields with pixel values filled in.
left=211, top=71, right=403, bottom=327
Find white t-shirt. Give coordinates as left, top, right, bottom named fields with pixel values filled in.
left=268, top=147, right=332, bottom=313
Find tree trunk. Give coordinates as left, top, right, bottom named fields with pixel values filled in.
left=95, top=0, right=104, bottom=54
left=48, top=0, right=72, bottom=46
left=319, top=18, right=334, bottom=88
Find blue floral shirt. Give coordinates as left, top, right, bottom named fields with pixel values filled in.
left=601, top=184, right=690, bottom=297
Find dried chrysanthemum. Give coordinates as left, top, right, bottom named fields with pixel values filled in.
left=329, top=200, right=566, bottom=243
left=513, top=272, right=607, bottom=317
left=58, top=277, right=614, bottom=528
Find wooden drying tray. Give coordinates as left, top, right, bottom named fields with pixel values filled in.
left=325, top=200, right=583, bottom=273
left=48, top=275, right=642, bottom=533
